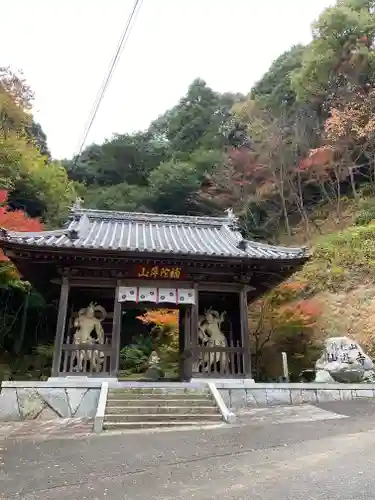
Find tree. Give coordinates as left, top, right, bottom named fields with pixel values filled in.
left=67, top=132, right=169, bottom=187
left=0, top=189, right=43, bottom=288
left=291, top=0, right=375, bottom=106
left=251, top=45, right=306, bottom=115
left=149, top=160, right=204, bottom=214
left=154, top=79, right=244, bottom=155
left=137, top=309, right=178, bottom=329
left=83, top=182, right=149, bottom=212
left=27, top=120, right=51, bottom=160
left=0, top=66, right=33, bottom=138
left=249, top=281, right=321, bottom=380
left=0, top=67, right=75, bottom=224
left=298, top=87, right=375, bottom=216
left=0, top=135, right=75, bottom=224
left=0, top=189, right=43, bottom=258
left=234, top=101, right=299, bottom=236
left=324, top=89, right=375, bottom=184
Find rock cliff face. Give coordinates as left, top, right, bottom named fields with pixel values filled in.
left=315, top=336, right=374, bottom=383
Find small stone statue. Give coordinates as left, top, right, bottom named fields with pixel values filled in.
left=142, top=350, right=164, bottom=381
left=148, top=350, right=160, bottom=368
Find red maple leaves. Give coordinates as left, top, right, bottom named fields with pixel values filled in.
left=0, top=190, right=43, bottom=261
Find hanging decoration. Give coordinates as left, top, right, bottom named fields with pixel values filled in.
left=118, top=286, right=138, bottom=302
left=138, top=287, right=158, bottom=303
left=118, top=286, right=196, bottom=305
left=177, top=288, right=196, bottom=305
left=158, top=288, right=177, bottom=304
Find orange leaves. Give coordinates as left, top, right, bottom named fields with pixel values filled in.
left=250, top=279, right=320, bottom=335
left=270, top=280, right=308, bottom=305
left=137, top=309, right=178, bottom=328
left=0, top=208, right=43, bottom=233
left=201, top=147, right=273, bottom=210
left=358, top=35, right=368, bottom=43
left=299, top=89, right=375, bottom=186
left=0, top=190, right=7, bottom=204
left=325, top=89, right=375, bottom=145
left=299, top=146, right=336, bottom=174
left=280, top=281, right=306, bottom=292
left=0, top=190, right=43, bottom=261
left=276, top=298, right=322, bottom=329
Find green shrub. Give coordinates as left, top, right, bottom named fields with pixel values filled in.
left=119, top=335, right=153, bottom=373
left=300, top=223, right=375, bottom=292
left=354, top=198, right=375, bottom=226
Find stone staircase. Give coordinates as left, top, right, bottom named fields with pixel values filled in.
left=103, top=387, right=223, bottom=430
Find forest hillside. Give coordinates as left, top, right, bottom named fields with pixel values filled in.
left=1, top=0, right=375, bottom=381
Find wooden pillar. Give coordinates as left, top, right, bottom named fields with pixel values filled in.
left=180, top=284, right=199, bottom=381
left=189, top=283, right=199, bottom=379
left=191, top=283, right=199, bottom=346
left=240, top=286, right=252, bottom=378
left=111, top=282, right=122, bottom=376
left=51, top=277, right=70, bottom=377
left=179, top=306, right=189, bottom=381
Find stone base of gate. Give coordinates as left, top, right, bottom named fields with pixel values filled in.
left=0, top=381, right=101, bottom=421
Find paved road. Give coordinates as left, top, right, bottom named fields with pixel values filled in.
left=2, top=400, right=375, bottom=499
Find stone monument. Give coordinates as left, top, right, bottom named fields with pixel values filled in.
left=315, top=336, right=375, bottom=383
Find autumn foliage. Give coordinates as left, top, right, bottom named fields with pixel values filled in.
left=275, top=298, right=322, bottom=329
left=0, top=189, right=43, bottom=261
left=251, top=281, right=321, bottom=330
left=137, top=309, right=179, bottom=328
left=299, top=146, right=337, bottom=174
left=248, top=280, right=322, bottom=379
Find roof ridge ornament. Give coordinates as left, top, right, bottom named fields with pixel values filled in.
left=0, top=227, right=9, bottom=239
left=237, top=239, right=247, bottom=251
left=72, top=196, right=84, bottom=212
left=225, top=208, right=235, bottom=220
left=224, top=207, right=239, bottom=228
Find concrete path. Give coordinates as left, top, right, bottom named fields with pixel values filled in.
left=0, top=403, right=346, bottom=441
left=0, top=418, right=93, bottom=441
left=2, top=400, right=375, bottom=499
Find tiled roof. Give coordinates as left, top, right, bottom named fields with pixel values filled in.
left=0, top=208, right=308, bottom=261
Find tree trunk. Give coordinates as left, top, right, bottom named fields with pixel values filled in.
left=14, top=291, right=30, bottom=355
left=334, top=166, right=341, bottom=218
left=348, top=166, right=357, bottom=198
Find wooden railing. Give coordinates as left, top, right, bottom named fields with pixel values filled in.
left=59, top=339, right=114, bottom=375
left=191, top=340, right=247, bottom=377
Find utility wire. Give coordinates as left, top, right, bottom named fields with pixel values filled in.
left=75, top=0, right=143, bottom=159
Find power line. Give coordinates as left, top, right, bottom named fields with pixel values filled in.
left=75, top=0, right=143, bottom=159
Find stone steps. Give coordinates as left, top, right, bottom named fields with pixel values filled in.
left=108, top=389, right=207, bottom=396
left=105, top=413, right=221, bottom=422
left=103, top=387, right=222, bottom=431
left=107, top=405, right=218, bottom=414
left=106, top=398, right=215, bottom=407
left=107, top=394, right=210, bottom=400
left=103, top=420, right=221, bottom=430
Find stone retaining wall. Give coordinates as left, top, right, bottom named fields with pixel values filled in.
left=216, top=382, right=375, bottom=410
left=2, top=380, right=375, bottom=421
left=0, top=381, right=101, bottom=421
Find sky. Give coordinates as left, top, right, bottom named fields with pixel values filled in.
left=2, top=0, right=334, bottom=160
